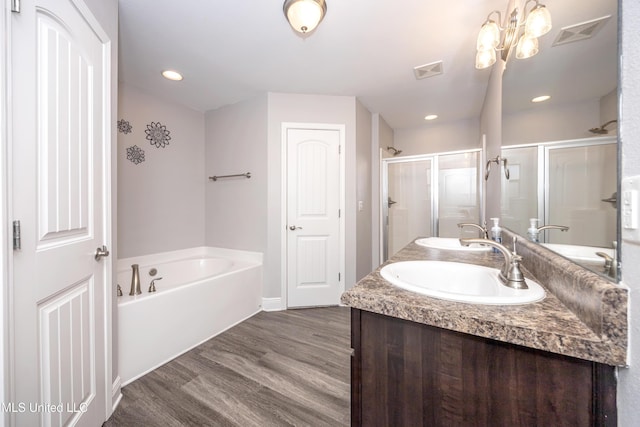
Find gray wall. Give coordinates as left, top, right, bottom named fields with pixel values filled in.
left=617, top=0, right=640, bottom=424
left=204, top=95, right=268, bottom=253
left=394, top=117, right=480, bottom=155
left=117, top=83, right=205, bottom=259
left=356, top=100, right=373, bottom=281
left=371, top=114, right=394, bottom=268
left=503, top=99, right=602, bottom=145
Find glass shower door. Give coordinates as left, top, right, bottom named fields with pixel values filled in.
left=384, top=159, right=433, bottom=259
left=437, top=152, right=482, bottom=238
left=546, top=143, right=617, bottom=247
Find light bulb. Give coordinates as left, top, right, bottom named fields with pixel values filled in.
left=285, top=0, right=324, bottom=33
left=477, top=20, right=500, bottom=51
left=525, top=4, right=552, bottom=38
left=516, top=33, right=539, bottom=59
left=475, top=49, right=496, bottom=69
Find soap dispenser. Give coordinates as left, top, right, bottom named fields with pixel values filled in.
left=490, top=217, right=502, bottom=253
left=527, top=218, right=540, bottom=243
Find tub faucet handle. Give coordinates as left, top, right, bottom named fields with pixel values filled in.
left=149, top=277, right=163, bottom=293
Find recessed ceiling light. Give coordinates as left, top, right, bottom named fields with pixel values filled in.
left=424, top=114, right=438, bottom=121
left=531, top=95, right=551, bottom=103
left=162, top=70, right=183, bottom=81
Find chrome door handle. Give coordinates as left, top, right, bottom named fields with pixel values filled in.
left=95, top=245, right=110, bottom=261
left=289, top=226, right=303, bottom=230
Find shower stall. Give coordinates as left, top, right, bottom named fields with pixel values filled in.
left=381, top=149, right=482, bottom=260
left=501, top=137, right=617, bottom=247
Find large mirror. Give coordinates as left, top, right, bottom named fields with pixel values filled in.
left=499, top=0, right=618, bottom=280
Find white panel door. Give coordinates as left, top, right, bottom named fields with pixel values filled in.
left=10, top=0, right=110, bottom=425
left=286, top=128, right=341, bottom=308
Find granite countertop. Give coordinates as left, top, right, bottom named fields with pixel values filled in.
left=341, top=239, right=628, bottom=366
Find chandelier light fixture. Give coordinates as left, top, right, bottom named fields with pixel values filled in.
left=283, top=0, right=327, bottom=34
left=475, top=0, right=552, bottom=69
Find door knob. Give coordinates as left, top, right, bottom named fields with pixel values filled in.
left=95, top=245, right=110, bottom=261
left=289, top=226, right=303, bottom=230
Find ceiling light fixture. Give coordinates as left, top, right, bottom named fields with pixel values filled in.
left=531, top=95, right=551, bottom=103
left=424, top=114, right=438, bottom=121
left=475, top=0, right=552, bottom=69
left=283, top=0, right=327, bottom=34
left=162, top=70, right=183, bottom=81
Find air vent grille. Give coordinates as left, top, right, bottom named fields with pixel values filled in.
left=552, top=15, right=611, bottom=47
left=413, top=61, right=444, bottom=80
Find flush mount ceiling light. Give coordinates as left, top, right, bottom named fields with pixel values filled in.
left=424, top=114, right=438, bottom=121
left=283, top=0, right=327, bottom=34
left=162, top=70, right=183, bottom=81
left=475, top=0, right=552, bottom=69
left=531, top=95, right=551, bottom=103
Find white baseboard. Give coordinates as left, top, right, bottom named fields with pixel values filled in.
left=111, top=376, right=122, bottom=413
left=262, top=297, right=284, bottom=311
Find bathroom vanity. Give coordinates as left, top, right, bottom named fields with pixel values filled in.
left=341, top=232, right=627, bottom=426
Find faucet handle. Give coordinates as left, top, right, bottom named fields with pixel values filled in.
left=505, top=256, right=527, bottom=289
left=149, top=277, right=163, bottom=293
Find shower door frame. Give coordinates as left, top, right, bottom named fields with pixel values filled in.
left=381, top=155, right=436, bottom=261
left=380, top=148, right=483, bottom=261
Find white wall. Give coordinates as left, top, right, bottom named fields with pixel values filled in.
left=117, top=83, right=205, bottom=258
left=266, top=93, right=358, bottom=300
left=356, top=101, right=372, bottom=281
left=393, top=117, right=480, bottom=156
left=618, top=0, right=640, bottom=424
left=503, top=99, right=602, bottom=145
left=204, top=95, right=268, bottom=253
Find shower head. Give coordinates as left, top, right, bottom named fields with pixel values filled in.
left=589, top=119, right=617, bottom=134
left=387, top=146, right=402, bottom=156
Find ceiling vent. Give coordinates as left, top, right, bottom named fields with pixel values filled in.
left=552, top=15, right=611, bottom=47
left=413, top=61, right=444, bottom=80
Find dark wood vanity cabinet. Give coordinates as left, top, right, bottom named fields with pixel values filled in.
left=350, top=309, right=617, bottom=427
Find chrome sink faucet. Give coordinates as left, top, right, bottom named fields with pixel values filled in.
left=458, top=221, right=489, bottom=239
left=459, top=237, right=528, bottom=290
left=537, top=224, right=570, bottom=233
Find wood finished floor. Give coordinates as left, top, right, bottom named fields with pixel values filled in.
left=104, top=307, right=351, bottom=427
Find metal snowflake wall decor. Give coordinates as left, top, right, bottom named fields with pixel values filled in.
left=118, top=119, right=132, bottom=134
left=126, top=145, right=145, bottom=165
left=145, top=122, right=171, bottom=148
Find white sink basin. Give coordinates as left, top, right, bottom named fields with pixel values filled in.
left=542, top=243, right=613, bottom=263
left=415, top=237, right=491, bottom=252
left=380, top=260, right=545, bottom=305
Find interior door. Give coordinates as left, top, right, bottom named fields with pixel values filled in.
left=10, top=0, right=110, bottom=425
left=286, top=128, right=341, bottom=308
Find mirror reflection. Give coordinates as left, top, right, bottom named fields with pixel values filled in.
left=499, top=0, right=618, bottom=279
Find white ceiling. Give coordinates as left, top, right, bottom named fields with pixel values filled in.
left=118, top=0, right=617, bottom=130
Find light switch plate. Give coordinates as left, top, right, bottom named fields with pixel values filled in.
left=621, top=175, right=640, bottom=244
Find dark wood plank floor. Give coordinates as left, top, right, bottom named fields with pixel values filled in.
left=104, top=307, right=351, bottom=426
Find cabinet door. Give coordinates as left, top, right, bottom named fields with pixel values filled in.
left=351, top=309, right=616, bottom=427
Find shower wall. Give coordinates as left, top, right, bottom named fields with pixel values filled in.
left=117, top=83, right=206, bottom=258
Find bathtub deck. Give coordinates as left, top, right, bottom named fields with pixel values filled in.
left=105, top=306, right=351, bottom=426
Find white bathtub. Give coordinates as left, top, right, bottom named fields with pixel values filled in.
left=117, top=247, right=263, bottom=386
